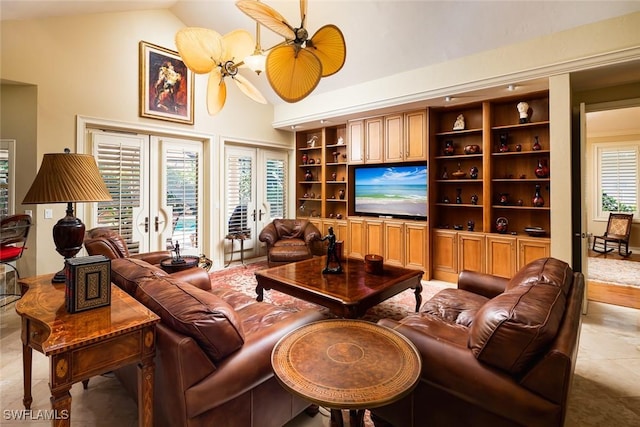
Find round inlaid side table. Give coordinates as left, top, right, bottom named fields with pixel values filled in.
left=271, top=319, right=421, bottom=427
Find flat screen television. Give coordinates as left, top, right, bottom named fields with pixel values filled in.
left=353, top=163, right=428, bottom=220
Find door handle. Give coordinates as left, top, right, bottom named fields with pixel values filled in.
left=252, top=209, right=257, bottom=221
left=143, top=217, right=149, bottom=233
left=259, top=209, right=264, bottom=221
left=155, top=216, right=165, bottom=232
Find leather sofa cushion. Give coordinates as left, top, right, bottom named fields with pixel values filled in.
left=506, top=257, right=572, bottom=296
left=135, top=276, right=245, bottom=363
left=273, top=238, right=306, bottom=247
left=110, top=257, right=168, bottom=295
left=469, top=280, right=567, bottom=376
left=420, top=288, right=489, bottom=327
left=274, top=219, right=308, bottom=240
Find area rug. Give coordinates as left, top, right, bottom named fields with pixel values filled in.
left=587, top=257, right=640, bottom=287
left=210, top=261, right=450, bottom=322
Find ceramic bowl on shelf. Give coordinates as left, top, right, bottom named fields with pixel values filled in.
left=451, top=170, right=466, bottom=179
left=464, top=144, right=481, bottom=154
left=524, top=227, right=547, bottom=237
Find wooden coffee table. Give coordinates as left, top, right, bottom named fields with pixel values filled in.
left=271, top=319, right=421, bottom=427
left=255, top=256, right=423, bottom=318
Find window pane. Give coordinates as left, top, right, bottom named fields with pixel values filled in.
left=166, top=147, right=200, bottom=251
left=266, top=158, right=286, bottom=220
left=599, top=146, right=638, bottom=214
left=226, top=154, right=252, bottom=236
left=0, top=149, right=9, bottom=217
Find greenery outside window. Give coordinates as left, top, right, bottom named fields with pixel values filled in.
left=595, top=142, right=639, bottom=220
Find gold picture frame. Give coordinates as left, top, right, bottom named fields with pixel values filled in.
left=139, top=41, right=194, bottom=124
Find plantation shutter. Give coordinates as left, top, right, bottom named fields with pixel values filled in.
left=599, top=146, right=638, bottom=214
left=165, top=146, right=200, bottom=249
left=226, top=153, right=252, bottom=236
left=95, top=141, right=143, bottom=253
left=0, top=148, right=9, bottom=217
left=265, top=158, right=286, bottom=220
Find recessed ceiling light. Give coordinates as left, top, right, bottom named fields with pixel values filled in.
left=320, top=119, right=331, bottom=124
left=445, top=96, right=452, bottom=102
left=507, top=84, right=516, bottom=91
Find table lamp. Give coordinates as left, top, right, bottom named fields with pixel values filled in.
left=23, top=149, right=112, bottom=283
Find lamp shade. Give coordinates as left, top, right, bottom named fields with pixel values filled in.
left=23, top=152, right=112, bottom=204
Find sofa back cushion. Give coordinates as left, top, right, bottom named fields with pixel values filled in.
left=110, top=257, right=168, bottom=295
left=469, top=258, right=571, bottom=376
left=274, top=219, right=308, bottom=240
left=135, top=276, right=245, bottom=363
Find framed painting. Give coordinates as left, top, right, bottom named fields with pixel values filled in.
left=139, top=41, right=194, bottom=124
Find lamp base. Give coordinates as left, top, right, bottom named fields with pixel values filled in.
left=52, top=269, right=66, bottom=283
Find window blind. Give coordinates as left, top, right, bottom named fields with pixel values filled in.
left=599, top=146, right=638, bottom=214
left=265, top=158, right=286, bottom=220
left=166, top=147, right=200, bottom=249
left=0, top=149, right=9, bottom=217
left=226, top=154, right=252, bottom=236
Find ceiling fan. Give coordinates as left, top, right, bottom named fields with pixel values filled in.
left=175, top=27, right=267, bottom=115
left=236, top=0, right=346, bottom=103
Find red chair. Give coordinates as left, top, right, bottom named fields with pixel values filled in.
left=1, top=214, right=32, bottom=305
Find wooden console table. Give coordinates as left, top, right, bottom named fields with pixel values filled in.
left=272, top=319, right=421, bottom=427
left=16, top=274, right=160, bottom=427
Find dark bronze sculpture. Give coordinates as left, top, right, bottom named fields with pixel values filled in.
left=321, top=227, right=342, bottom=274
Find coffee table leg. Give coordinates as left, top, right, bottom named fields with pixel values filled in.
left=330, top=409, right=344, bottom=427
left=414, top=282, right=423, bottom=312
left=255, top=284, right=264, bottom=302
left=22, top=342, right=32, bottom=409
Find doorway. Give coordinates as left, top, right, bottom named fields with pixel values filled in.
left=224, top=145, right=288, bottom=263
left=582, top=104, right=640, bottom=309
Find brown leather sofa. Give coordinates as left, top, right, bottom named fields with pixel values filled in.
left=108, top=257, right=326, bottom=427
left=258, top=219, right=323, bottom=267
left=370, top=257, right=585, bottom=427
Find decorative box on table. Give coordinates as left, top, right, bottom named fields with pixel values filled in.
left=65, top=255, right=111, bottom=313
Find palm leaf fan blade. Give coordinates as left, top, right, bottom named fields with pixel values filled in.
left=175, top=27, right=223, bottom=74
left=222, top=29, right=255, bottom=63
left=207, top=68, right=227, bottom=115
left=233, top=74, right=267, bottom=104
left=309, top=25, right=346, bottom=77
left=236, top=0, right=295, bottom=40
left=266, top=45, right=321, bottom=103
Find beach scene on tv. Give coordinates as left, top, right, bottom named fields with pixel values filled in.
left=354, top=165, right=428, bottom=218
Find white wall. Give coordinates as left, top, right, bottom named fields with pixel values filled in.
left=0, top=10, right=292, bottom=276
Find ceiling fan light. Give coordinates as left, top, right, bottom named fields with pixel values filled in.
left=244, top=52, right=266, bottom=75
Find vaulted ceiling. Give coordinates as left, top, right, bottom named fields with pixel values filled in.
left=3, top=0, right=640, bottom=107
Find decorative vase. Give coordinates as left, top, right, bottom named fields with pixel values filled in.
left=304, top=169, right=313, bottom=181
left=444, top=140, right=455, bottom=156
left=333, top=151, right=339, bottom=162
left=535, top=159, right=549, bottom=178
left=499, top=193, right=509, bottom=205
left=499, top=133, right=509, bottom=152
left=496, top=217, right=509, bottom=234
left=464, top=144, right=480, bottom=155
left=441, top=167, right=448, bottom=179
left=467, top=220, right=475, bottom=231
left=443, top=195, right=450, bottom=203
left=331, top=171, right=337, bottom=181
left=470, top=194, right=478, bottom=205
left=532, top=184, right=545, bottom=207
left=532, top=136, right=542, bottom=151
left=515, top=144, right=522, bottom=152
left=301, top=153, right=308, bottom=165
left=469, top=166, right=479, bottom=179
left=338, top=189, right=345, bottom=200
left=308, top=158, right=315, bottom=165
left=455, top=188, right=462, bottom=204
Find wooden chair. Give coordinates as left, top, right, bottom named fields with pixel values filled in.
left=0, top=214, right=32, bottom=305
left=592, top=213, right=634, bottom=257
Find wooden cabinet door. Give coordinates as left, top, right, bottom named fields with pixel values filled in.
left=384, top=114, right=403, bottom=162
left=365, top=117, right=384, bottom=164
left=383, top=220, right=405, bottom=267
left=405, top=110, right=427, bottom=161
left=405, top=221, right=428, bottom=277
left=348, top=120, right=364, bottom=164
left=365, top=218, right=384, bottom=256
left=458, top=232, right=485, bottom=273
left=433, top=229, right=457, bottom=281
left=517, top=237, right=550, bottom=269
left=347, top=217, right=366, bottom=259
left=486, top=235, right=516, bottom=279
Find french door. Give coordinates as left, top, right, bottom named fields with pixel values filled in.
left=224, top=145, right=288, bottom=260
left=87, top=130, right=203, bottom=255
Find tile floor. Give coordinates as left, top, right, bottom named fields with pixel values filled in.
left=1, top=296, right=639, bottom=426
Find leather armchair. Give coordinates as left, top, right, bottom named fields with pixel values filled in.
left=259, top=219, right=322, bottom=267
left=84, top=227, right=210, bottom=289
left=370, top=258, right=585, bottom=427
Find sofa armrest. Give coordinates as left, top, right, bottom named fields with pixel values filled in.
left=457, top=270, right=508, bottom=298
left=258, top=222, right=278, bottom=247
left=131, top=251, right=172, bottom=266
left=303, top=222, right=321, bottom=244
left=380, top=320, right=559, bottom=426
